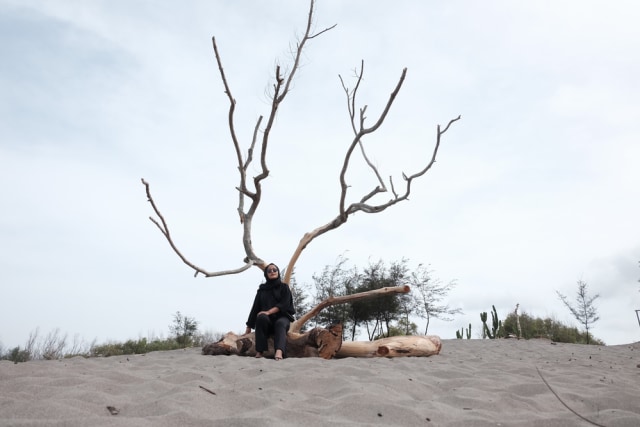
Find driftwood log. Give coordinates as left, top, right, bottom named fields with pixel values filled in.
left=336, top=335, right=441, bottom=358
left=202, top=324, right=343, bottom=359
left=202, top=285, right=442, bottom=359
left=202, top=327, right=441, bottom=359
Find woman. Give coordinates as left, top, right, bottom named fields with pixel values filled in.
left=245, top=263, right=295, bottom=360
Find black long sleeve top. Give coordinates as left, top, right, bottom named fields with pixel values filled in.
left=246, top=281, right=296, bottom=329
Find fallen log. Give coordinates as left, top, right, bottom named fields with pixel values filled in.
left=202, top=285, right=442, bottom=359
left=336, top=335, right=441, bottom=358
left=202, top=324, right=343, bottom=359
left=203, top=327, right=441, bottom=359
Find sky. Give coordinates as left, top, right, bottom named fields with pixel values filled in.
left=1, top=0, right=639, bottom=350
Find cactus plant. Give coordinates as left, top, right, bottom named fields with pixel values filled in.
left=490, top=305, right=502, bottom=338
left=480, top=311, right=489, bottom=338
left=455, top=323, right=472, bottom=339
left=480, top=305, right=502, bottom=339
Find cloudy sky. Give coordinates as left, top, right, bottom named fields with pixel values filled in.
left=1, top=0, right=639, bottom=350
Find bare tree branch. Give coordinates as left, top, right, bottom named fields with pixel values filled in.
left=282, top=63, right=460, bottom=283
left=211, top=37, right=250, bottom=200
left=142, top=1, right=335, bottom=277
left=338, top=67, right=408, bottom=220
left=339, top=60, right=364, bottom=135
left=277, top=0, right=337, bottom=103
left=141, top=178, right=256, bottom=277
left=237, top=117, right=264, bottom=224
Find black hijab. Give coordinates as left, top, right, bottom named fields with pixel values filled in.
left=260, top=263, right=284, bottom=290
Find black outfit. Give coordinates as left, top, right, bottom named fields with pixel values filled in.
left=246, top=265, right=295, bottom=356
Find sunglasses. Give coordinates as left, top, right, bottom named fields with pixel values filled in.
left=266, top=268, right=278, bottom=273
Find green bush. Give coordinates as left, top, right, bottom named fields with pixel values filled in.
left=170, top=311, right=199, bottom=348
left=1, top=346, right=31, bottom=363
left=502, top=312, right=604, bottom=345
left=90, top=337, right=187, bottom=357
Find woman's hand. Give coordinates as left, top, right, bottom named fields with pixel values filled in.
left=258, top=307, right=279, bottom=317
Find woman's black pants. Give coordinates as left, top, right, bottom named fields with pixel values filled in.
left=255, top=314, right=290, bottom=355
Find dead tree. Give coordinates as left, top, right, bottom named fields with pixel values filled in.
left=142, top=0, right=458, bottom=357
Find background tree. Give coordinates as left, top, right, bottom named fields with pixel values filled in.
left=357, top=260, right=402, bottom=340
left=303, top=257, right=458, bottom=340
left=387, top=260, right=413, bottom=335
left=310, top=255, right=355, bottom=336
left=169, top=311, right=199, bottom=348
left=408, top=264, right=462, bottom=334
left=396, top=279, right=419, bottom=335
left=289, top=271, right=312, bottom=332
left=556, top=280, right=600, bottom=345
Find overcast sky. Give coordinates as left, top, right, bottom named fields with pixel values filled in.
left=1, top=0, right=639, bottom=350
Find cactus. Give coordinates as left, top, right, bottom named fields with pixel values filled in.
left=490, top=305, right=502, bottom=338
left=480, top=305, right=501, bottom=339
left=480, top=311, right=489, bottom=338
left=456, top=323, right=472, bottom=339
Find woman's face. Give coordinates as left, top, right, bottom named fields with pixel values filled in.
left=266, top=264, right=279, bottom=279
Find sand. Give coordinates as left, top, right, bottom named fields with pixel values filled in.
left=1, top=339, right=639, bottom=426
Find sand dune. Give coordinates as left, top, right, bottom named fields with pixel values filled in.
left=1, top=339, right=639, bottom=426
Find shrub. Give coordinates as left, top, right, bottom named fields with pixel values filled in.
left=502, top=312, right=604, bottom=345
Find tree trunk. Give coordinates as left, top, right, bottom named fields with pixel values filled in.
left=202, top=324, right=343, bottom=359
